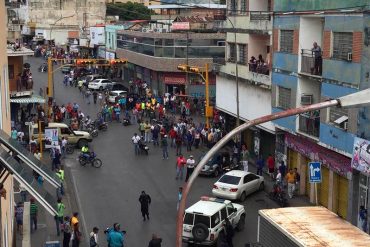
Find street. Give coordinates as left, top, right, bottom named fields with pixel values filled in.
left=29, top=56, right=292, bottom=247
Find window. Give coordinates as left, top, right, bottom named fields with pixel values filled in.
left=220, top=208, right=227, bottom=221
left=278, top=86, right=291, bottom=109
left=238, top=44, right=247, bottom=65
left=184, top=213, right=194, bottom=225
left=219, top=175, right=241, bottom=185
left=226, top=203, right=235, bottom=216
left=229, top=0, right=238, bottom=15
left=194, top=214, right=210, bottom=228
left=280, top=30, right=294, bottom=53
left=228, top=43, right=236, bottom=62
left=61, top=128, right=72, bottom=135
left=329, top=107, right=348, bottom=129
left=240, top=0, right=248, bottom=15
left=211, top=212, right=221, bottom=228
left=333, top=32, right=353, bottom=61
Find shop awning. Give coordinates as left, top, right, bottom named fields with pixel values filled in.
left=10, top=95, right=46, bottom=104
left=0, top=148, right=57, bottom=216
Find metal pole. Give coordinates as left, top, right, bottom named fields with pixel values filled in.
left=38, top=120, right=43, bottom=159
left=205, top=63, right=209, bottom=128
left=175, top=99, right=340, bottom=247
left=185, top=31, right=189, bottom=95
left=47, top=57, right=53, bottom=98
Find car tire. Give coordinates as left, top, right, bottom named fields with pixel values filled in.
left=78, top=139, right=88, bottom=149
left=214, top=169, right=219, bottom=177
left=236, top=214, right=245, bottom=231
left=192, top=223, right=209, bottom=242
left=99, top=86, right=103, bottom=91
left=259, top=182, right=265, bottom=191
left=239, top=192, right=247, bottom=202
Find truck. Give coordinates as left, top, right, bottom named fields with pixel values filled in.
left=31, top=122, right=92, bottom=148
left=257, top=206, right=370, bottom=247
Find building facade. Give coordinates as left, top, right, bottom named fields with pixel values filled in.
left=216, top=0, right=274, bottom=158
left=271, top=0, right=370, bottom=230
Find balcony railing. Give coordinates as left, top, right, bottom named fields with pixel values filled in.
left=250, top=12, right=271, bottom=21
left=299, top=112, right=320, bottom=137
left=301, top=49, right=322, bottom=76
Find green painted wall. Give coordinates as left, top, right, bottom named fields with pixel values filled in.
left=274, top=0, right=370, bottom=12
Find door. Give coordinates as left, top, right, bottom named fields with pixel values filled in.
left=288, top=149, right=298, bottom=170
left=304, top=157, right=311, bottom=196
left=337, top=175, right=348, bottom=219
left=226, top=203, right=236, bottom=226
left=318, top=165, right=329, bottom=208
left=358, top=173, right=369, bottom=226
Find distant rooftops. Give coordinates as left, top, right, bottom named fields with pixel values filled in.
left=174, top=16, right=215, bottom=23
left=148, top=4, right=227, bottom=10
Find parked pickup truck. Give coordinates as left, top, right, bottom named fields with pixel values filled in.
left=31, top=122, right=92, bottom=148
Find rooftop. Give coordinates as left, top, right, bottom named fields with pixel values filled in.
left=7, top=45, right=34, bottom=57
left=186, top=198, right=230, bottom=216
left=148, top=4, right=226, bottom=10
left=259, top=206, right=370, bottom=247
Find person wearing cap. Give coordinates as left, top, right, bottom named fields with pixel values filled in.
left=30, top=198, right=38, bottom=233
left=161, top=135, right=169, bottom=159
left=185, top=155, right=196, bottom=182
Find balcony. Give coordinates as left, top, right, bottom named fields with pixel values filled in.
left=298, top=112, right=320, bottom=138
left=300, top=49, right=322, bottom=77
left=250, top=12, right=271, bottom=21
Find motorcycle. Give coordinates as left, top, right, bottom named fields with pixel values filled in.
left=82, top=119, right=99, bottom=138
left=268, top=183, right=288, bottom=207
left=93, top=120, right=108, bottom=131
left=66, top=144, right=75, bottom=154
left=122, top=118, right=131, bottom=126
left=78, top=152, right=103, bottom=168
left=38, top=64, right=48, bottom=73
left=138, top=141, right=149, bottom=155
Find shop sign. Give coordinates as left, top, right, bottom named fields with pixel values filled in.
left=352, top=137, right=370, bottom=175
left=45, top=128, right=59, bottom=149
left=285, top=133, right=351, bottom=177
left=171, top=22, right=190, bottom=30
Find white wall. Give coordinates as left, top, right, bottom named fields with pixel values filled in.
left=216, top=75, right=274, bottom=131
left=248, top=35, right=269, bottom=60
left=299, top=17, right=323, bottom=50
left=296, top=77, right=321, bottom=106
left=249, top=0, right=268, bottom=11
left=90, top=27, right=105, bottom=46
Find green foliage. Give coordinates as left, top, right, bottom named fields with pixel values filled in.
left=106, top=2, right=152, bottom=20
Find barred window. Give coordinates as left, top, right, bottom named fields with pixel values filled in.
left=332, top=32, right=353, bottom=61
left=280, top=30, right=294, bottom=53
left=278, top=86, right=291, bottom=109
left=240, top=0, right=248, bottom=15
left=238, top=44, right=247, bottom=65
left=228, top=43, right=236, bottom=62
left=229, top=0, right=238, bottom=15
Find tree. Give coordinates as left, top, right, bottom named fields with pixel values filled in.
left=106, top=2, right=152, bottom=21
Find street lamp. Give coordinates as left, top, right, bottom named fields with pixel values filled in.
left=175, top=88, right=370, bottom=247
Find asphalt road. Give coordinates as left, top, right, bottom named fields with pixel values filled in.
left=28, top=56, right=281, bottom=247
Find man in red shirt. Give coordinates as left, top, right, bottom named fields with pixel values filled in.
left=267, top=154, right=275, bottom=179
left=169, top=128, right=177, bottom=148
left=176, top=155, right=186, bottom=180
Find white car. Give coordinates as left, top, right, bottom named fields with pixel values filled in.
left=108, top=90, right=127, bottom=103
left=182, top=196, right=245, bottom=246
left=212, top=170, right=264, bottom=202
left=88, top=79, right=116, bottom=91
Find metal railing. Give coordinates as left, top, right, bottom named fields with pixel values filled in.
left=298, top=112, right=320, bottom=137
left=301, top=49, right=322, bottom=76
left=250, top=12, right=271, bottom=21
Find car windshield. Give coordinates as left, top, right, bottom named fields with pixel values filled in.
left=184, top=213, right=194, bottom=225
left=91, top=79, right=100, bottom=83
left=218, top=175, right=241, bottom=185
left=109, top=92, right=118, bottom=97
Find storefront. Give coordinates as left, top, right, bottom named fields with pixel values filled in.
left=284, top=132, right=351, bottom=220
left=163, top=73, right=186, bottom=94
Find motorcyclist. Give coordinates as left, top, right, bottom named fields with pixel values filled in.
left=83, top=116, right=92, bottom=129
left=106, top=223, right=125, bottom=247
left=81, top=145, right=90, bottom=159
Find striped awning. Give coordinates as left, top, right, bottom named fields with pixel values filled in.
left=10, top=95, right=46, bottom=104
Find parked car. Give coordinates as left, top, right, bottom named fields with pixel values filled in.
left=61, top=64, right=75, bottom=74
left=212, top=171, right=264, bottom=202
left=82, top=74, right=104, bottom=87
left=88, top=79, right=116, bottom=91
left=111, top=83, right=128, bottom=91
left=108, top=90, right=127, bottom=104
left=182, top=196, right=245, bottom=246
left=200, top=152, right=240, bottom=177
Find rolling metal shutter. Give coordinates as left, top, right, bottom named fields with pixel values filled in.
left=259, top=216, right=298, bottom=247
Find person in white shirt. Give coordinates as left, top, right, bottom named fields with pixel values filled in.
left=61, top=137, right=68, bottom=157
left=185, top=155, right=196, bottom=182
left=34, top=150, right=41, bottom=160
left=132, top=133, right=141, bottom=155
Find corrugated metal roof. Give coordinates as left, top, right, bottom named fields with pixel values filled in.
left=10, top=95, right=46, bottom=104
left=259, top=207, right=370, bottom=247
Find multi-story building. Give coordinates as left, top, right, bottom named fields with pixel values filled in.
left=8, top=0, right=107, bottom=45
left=271, top=0, right=370, bottom=229
left=216, top=0, right=274, bottom=157
left=116, top=2, right=226, bottom=97
left=106, top=0, right=155, bottom=6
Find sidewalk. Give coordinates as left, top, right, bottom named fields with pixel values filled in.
left=15, top=155, right=81, bottom=247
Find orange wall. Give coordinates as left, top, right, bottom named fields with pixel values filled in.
left=8, top=56, right=24, bottom=92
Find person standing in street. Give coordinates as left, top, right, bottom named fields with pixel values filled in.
left=71, top=222, right=82, bottom=247
left=15, top=202, right=24, bottom=234
left=89, top=227, right=99, bottom=247
left=294, top=168, right=301, bottom=193
left=161, top=135, right=169, bottom=159
left=93, top=91, right=98, bottom=104
left=224, top=218, right=234, bottom=247
left=256, top=155, right=265, bottom=176
left=132, top=133, right=141, bottom=155
left=148, top=233, right=162, bottom=247
left=56, top=198, right=66, bottom=236
left=185, top=155, right=196, bottom=182
left=176, top=155, right=186, bottom=180
left=175, top=134, right=182, bottom=156
left=30, top=198, right=38, bottom=233
left=106, top=223, right=125, bottom=247
left=139, top=191, right=152, bottom=221
left=285, top=169, right=296, bottom=199
left=267, top=154, right=275, bottom=179
left=62, top=216, right=72, bottom=247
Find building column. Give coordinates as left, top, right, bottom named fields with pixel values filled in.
left=310, top=181, right=315, bottom=204
left=298, top=153, right=306, bottom=196
left=22, top=202, right=31, bottom=247
left=328, top=170, right=334, bottom=210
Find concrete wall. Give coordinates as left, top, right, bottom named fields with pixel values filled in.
left=249, top=0, right=268, bottom=11
left=273, top=52, right=298, bottom=72
left=216, top=75, right=274, bottom=131
left=319, top=123, right=356, bottom=156
left=297, top=77, right=321, bottom=105
left=322, top=59, right=361, bottom=86
left=272, top=107, right=296, bottom=131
